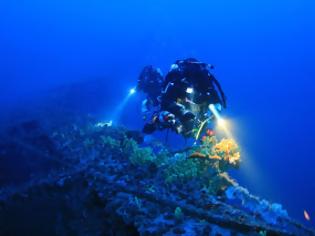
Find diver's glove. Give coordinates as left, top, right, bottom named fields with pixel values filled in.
left=214, top=103, right=222, bottom=112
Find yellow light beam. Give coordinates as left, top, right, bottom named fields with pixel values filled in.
left=209, top=104, right=233, bottom=139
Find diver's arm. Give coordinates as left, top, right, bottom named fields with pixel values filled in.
left=141, top=99, right=150, bottom=113
left=212, top=76, right=227, bottom=108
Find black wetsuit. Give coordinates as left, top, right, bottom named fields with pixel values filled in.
left=161, top=59, right=226, bottom=116
left=163, top=59, right=225, bottom=105
left=138, top=65, right=163, bottom=106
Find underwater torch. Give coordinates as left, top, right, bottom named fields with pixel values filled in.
left=129, top=87, right=136, bottom=95
left=209, top=104, right=233, bottom=138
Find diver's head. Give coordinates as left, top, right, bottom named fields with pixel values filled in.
left=137, top=65, right=164, bottom=93
left=175, top=58, right=211, bottom=77
left=183, top=58, right=199, bottom=63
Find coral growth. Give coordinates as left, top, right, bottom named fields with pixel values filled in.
left=190, top=135, right=241, bottom=172
left=225, top=185, right=289, bottom=225
left=123, top=138, right=155, bottom=166
left=163, top=153, right=206, bottom=184
left=213, top=138, right=240, bottom=165
left=1, top=120, right=314, bottom=236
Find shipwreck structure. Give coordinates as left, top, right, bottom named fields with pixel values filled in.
left=0, top=117, right=314, bottom=236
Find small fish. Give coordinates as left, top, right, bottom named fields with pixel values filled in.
left=204, top=203, right=219, bottom=209
left=304, top=210, right=311, bottom=221
left=209, top=155, right=221, bottom=160
left=189, top=152, right=207, bottom=159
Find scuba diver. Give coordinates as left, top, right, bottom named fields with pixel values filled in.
left=137, top=58, right=227, bottom=138
left=160, top=58, right=227, bottom=136
left=137, top=65, right=164, bottom=114
left=136, top=65, right=166, bottom=134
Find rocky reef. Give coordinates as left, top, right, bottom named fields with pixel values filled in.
left=0, top=117, right=314, bottom=236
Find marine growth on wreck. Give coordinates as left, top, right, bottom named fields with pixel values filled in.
left=0, top=116, right=314, bottom=235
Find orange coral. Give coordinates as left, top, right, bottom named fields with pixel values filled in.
left=193, top=136, right=240, bottom=166
left=206, top=129, right=215, bottom=137
left=213, top=138, right=240, bottom=165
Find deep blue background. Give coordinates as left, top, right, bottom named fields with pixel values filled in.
left=1, top=0, right=314, bottom=223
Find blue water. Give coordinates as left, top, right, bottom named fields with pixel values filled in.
left=1, top=0, right=314, bottom=224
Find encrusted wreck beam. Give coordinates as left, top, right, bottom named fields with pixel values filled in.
left=97, top=178, right=299, bottom=236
